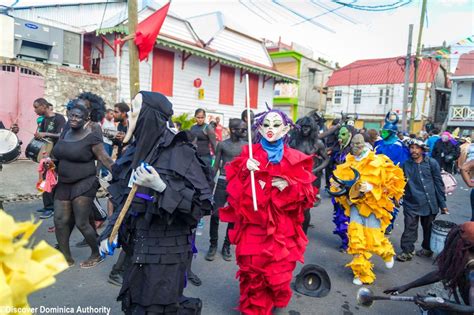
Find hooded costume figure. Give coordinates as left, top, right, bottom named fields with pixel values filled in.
left=330, top=125, right=355, bottom=251
left=374, top=112, right=409, bottom=233
left=100, top=91, right=213, bottom=315
left=330, top=134, right=405, bottom=285
left=220, top=109, right=316, bottom=315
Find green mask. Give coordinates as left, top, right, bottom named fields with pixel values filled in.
left=381, top=130, right=392, bottom=140
left=338, top=126, right=351, bottom=147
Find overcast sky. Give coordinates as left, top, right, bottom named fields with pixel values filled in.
left=2, top=0, right=473, bottom=66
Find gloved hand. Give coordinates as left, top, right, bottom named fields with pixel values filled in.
left=133, top=162, right=167, bottom=192
left=246, top=158, right=260, bottom=172
left=99, top=235, right=118, bottom=258
left=272, top=177, right=288, bottom=191
left=359, top=182, right=373, bottom=193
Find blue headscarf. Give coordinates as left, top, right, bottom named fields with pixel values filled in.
left=261, top=138, right=284, bottom=164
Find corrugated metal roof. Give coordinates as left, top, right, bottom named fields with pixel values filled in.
left=9, top=2, right=126, bottom=32
left=326, top=57, right=440, bottom=87
left=453, top=50, right=474, bottom=77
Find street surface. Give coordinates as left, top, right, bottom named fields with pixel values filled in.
left=3, top=175, right=471, bottom=315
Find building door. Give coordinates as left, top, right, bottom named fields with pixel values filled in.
left=0, top=64, right=45, bottom=157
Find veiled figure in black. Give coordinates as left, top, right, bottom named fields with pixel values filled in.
left=289, top=116, right=329, bottom=234
left=99, top=91, right=213, bottom=314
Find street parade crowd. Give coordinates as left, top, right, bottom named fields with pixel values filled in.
left=1, top=91, right=474, bottom=315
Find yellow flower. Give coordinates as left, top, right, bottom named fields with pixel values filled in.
left=0, top=210, right=68, bottom=311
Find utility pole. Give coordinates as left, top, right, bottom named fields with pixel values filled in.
left=401, top=24, right=413, bottom=132
left=409, top=0, right=428, bottom=133
left=128, top=0, right=140, bottom=99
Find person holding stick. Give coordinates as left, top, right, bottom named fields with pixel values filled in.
left=220, top=106, right=316, bottom=315
left=99, top=91, right=213, bottom=314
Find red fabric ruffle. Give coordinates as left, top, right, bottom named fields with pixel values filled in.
left=220, top=144, right=316, bottom=315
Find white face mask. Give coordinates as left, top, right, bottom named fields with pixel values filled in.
left=258, top=112, right=290, bottom=142
left=441, top=135, right=449, bottom=142
left=123, top=93, right=143, bottom=144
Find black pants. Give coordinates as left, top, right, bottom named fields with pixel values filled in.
left=43, top=190, right=54, bottom=210
left=470, top=189, right=474, bottom=221
left=400, top=211, right=436, bottom=253
left=210, top=179, right=232, bottom=247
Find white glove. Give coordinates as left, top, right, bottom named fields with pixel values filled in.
left=134, top=162, right=167, bottom=192
left=272, top=177, right=289, bottom=191
left=246, top=158, right=260, bottom=172
left=359, top=182, right=373, bottom=193
left=99, top=235, right=118, bottom=258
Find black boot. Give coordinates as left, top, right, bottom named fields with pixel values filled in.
left=221, top=244, right=232, bottom=261
left=187, top=270, right=202, bottom=286
left=108, top=270, right=123, bottom=286
left=205, top=245, right=217, bottom=261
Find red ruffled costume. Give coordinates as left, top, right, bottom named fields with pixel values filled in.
left=220, top=143, right=316, bottom=315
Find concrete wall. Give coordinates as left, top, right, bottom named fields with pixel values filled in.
left=298, top=57, right=332, bottom=117
left=327, top=82, right=430, bottom=120
left=0, top=57, right=117, bottom=113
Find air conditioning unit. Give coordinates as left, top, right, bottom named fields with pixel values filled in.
left=13, top=17, right=82, bottom=67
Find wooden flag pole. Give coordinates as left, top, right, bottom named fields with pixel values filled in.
left=245, top=74, right=258, bottom=212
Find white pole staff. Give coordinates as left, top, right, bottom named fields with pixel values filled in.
left=245, top=74, right=258, bottom=212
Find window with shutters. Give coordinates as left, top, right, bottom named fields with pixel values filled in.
left=152, top=48, right=174, bottom=96
left=249, top=73, right=259, bottom=109
left=219, top=65, right=235, bottom=105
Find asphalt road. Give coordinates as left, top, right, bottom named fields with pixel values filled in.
left=3, top=177, right=471, bottom=315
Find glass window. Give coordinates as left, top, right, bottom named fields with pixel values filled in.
left=334, top=90, right=342, bottom=104
left=353, top=89, right=361, bottom=104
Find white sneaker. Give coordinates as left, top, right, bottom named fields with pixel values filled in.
left=353, top=277, right=363, bottom=286
left=385, top=257, right=394, bottom=269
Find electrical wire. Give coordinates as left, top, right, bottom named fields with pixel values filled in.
left=98, top=0, right=109, bottom=31
left=332, top=0, right=413, bottom=12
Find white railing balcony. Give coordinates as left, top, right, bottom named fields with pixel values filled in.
left=449, top=105, right=474, bottom=121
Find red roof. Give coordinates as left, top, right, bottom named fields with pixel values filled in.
left=326, top=56, right=440, bottom=87
left=453, top=50, right=474, bottom=77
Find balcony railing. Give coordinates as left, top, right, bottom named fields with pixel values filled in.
left=449, top=105, right=474, bottom=121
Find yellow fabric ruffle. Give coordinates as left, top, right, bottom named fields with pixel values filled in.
left=345, top=221, right=395, bottom=284
left=0, top=210, right=68, bottom=313
left=334, top=151, right=405, bottom=228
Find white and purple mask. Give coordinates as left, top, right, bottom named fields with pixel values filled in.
left=257, top=112, right=290, bottom=142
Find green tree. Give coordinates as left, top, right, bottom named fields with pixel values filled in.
left=172, top=113, right=195, bottom=131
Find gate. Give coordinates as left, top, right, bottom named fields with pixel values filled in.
left=0, top=64, right=45, bottom=157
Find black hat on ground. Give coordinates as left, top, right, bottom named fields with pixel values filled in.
left=294, top=264, right=331, bottom=298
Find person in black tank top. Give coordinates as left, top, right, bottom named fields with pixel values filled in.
left=190, top=108, right=216, bottom=169
left=53, top=102, right=114, bottom=268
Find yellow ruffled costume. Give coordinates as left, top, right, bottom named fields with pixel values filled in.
left=333, top=151, right=405, bottom=284
left=0, top=210, right=68, bottom=314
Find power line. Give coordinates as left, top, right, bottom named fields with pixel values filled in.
left=332, top=0, right=413, bottom=12
left=272, top=0, right=336, bottom=33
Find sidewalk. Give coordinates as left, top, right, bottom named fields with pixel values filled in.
left=0, top=159, right=40, bottom=201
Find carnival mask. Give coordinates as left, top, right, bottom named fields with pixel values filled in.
left=441, top=135, right=449, bottom=142
left=350, top=134, right=366, bottom=156
left=258, top=112, right=290, bottom=142
left=338, top=126, right=352, bottom=148
left=381, top=129, right=392, bottom=140
left=301, top=125, right=312, bottom=137
left=123, top=93, right=143, bottom=143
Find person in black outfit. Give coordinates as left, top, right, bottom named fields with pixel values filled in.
left=52, top=101, right=113, bottom=268
left=205, top=118, right=246, bottom=262
left=432, top=132, right=460, bottom=174
left=190, top=108, right=216, bottom=169
left=33, top=98, right=66, bottom=219
left=99, top=91, right=213, bottom=314
left=113, top=102, right=129, bottom=159
left=396, top=139, right=448, bottom=262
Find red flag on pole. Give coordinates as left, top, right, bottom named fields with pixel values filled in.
left=134, top=2, right=171, bottom=61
